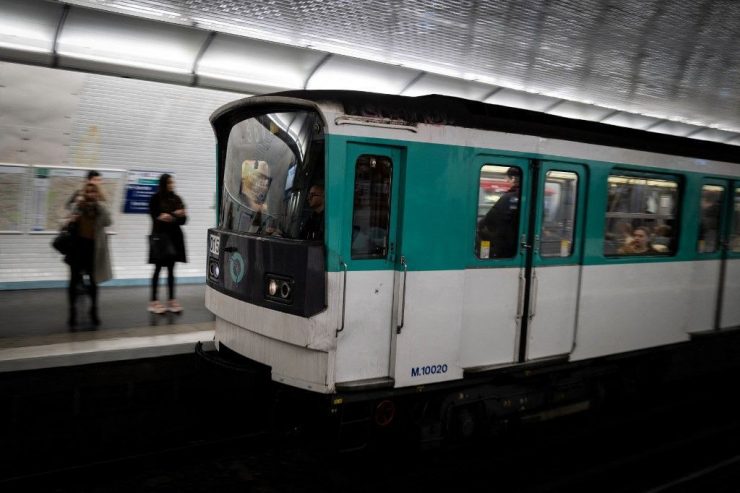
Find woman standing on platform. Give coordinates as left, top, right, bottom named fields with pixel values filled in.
left=148, top=174, right=187, bottom=314
left=67, top=183, right=112, bottom=326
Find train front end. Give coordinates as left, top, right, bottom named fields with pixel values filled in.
left=205, top=97, right=337, bottom=393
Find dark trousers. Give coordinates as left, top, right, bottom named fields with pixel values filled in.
left=68, top=238, right=97, bottom=313
left=151, top=261, right=175, bottom=301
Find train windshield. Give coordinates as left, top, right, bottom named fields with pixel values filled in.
left=219, top=110, right=325, bottom=239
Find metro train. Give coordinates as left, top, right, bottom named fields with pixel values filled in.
left=204, top=90, right=740, bottom=445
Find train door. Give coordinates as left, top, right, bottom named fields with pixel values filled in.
left=522, top=162, right=586, bottom=361
left=335, top=143, right=403, bottom=385
left=459, top=157, right=531, bottom=371
left=719, top=182, right=740, bottom=329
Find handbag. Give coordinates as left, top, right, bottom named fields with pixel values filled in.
left=52, top=222, right=77, bottom=256
left=148, top=233, right=176, bottom=264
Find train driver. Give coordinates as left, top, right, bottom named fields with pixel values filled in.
left=300, top=184, right=325, bottom=240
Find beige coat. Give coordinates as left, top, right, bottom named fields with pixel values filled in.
left=71, top=203, right=113, bottom=283
left=93, top=204, right=113, bottom=283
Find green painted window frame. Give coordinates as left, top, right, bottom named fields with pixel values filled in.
left=603, top=169, right=683, bottom=259
left=696, top=178, right=727, bottom=256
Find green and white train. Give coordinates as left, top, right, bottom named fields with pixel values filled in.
left=205, top=91, right=740, bottom=434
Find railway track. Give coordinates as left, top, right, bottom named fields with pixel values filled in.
left=3, top=368, right=739, bottom=492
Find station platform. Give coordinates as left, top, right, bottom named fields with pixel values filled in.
left=0, top=283, right=215, bottom=372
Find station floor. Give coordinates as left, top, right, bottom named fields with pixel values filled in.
left=0, top=283, right=215, bottom=372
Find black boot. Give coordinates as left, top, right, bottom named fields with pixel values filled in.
left=90, top=306, right=100, bottom=326
left=68, top=307, right=77, bottom=327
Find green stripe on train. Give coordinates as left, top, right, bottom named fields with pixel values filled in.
left=323, top=134, right=730, bottom=272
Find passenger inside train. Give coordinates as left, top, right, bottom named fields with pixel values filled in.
left=618, top=226, right=660, bottom=255
left=477, top=166, right=521, bottom=258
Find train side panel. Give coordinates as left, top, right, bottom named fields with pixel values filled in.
left=572, top=262, right=695, bottom=361
left=334, top=270, right=395, bottom=385
left=525, top=264, right=581, bottom=361
left=687, top=259, right=723, bottom=334
left=721, top=258, right=740, bottom=328
left=458, top=267, right=521, bottom=369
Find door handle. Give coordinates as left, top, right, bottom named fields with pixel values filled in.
left=336, top=260, right=348, bottom=336
left=528, top=269, right=539, bottom=321
left=396, top=256, right=408, bottom=334
left=515, top=269, right=526, bottom=320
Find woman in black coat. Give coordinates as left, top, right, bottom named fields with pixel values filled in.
left=148, top=174, right=187, bottom=313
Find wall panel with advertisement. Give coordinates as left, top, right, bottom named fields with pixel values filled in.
left=0, top=164, right=29, bottom=233
left=123, top=170, right=174, bottom=214
left=30, top=166, right=126, bottom=233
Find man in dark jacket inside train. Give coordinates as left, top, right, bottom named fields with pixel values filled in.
left=478, top=167, right=521, bottom=258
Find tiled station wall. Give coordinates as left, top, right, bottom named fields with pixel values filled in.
left=0, top=62, right=243, bottom=287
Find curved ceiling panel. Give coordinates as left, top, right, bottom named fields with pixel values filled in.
left=57, top=7, right=208, bottom=82
left=58, top=0, right=740, bottom=135
left=599, top=112, right=662, bottom=131
left=0, top=0, right=737, bottom=145
left=306, top=55, right=421, bottom=94
left=401, top=73, right=495, bottom=100
left=0, top=0, right=61, bottom=64
left=484, top=88, right=561, bottom=113
left=197, top=34, right=326, bottom=93
left=545, top=101, right=616, bottom=122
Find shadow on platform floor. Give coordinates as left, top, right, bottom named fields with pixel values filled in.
left=0, top=283, right=214, bottom=340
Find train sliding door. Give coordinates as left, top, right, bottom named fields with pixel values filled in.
left=523, top=162, right=586, bottom=361
left=460, top=158, right=585, bottom=369
left=459, top=157, right=531, bottom=371
left=720, top=183, right=740, bottom=329
left=334, top=143, right=403, bottom=386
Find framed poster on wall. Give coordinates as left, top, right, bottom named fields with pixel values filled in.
left=123, top=170, right=174, bottom=213
left=0, top=163, right=29, bottom=233
left=30, top=166, right=126, bottom=232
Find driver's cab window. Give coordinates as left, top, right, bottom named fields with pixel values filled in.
left=351, top=155, right=392, bottom=259
left=220, top=110, right=324, bottom=239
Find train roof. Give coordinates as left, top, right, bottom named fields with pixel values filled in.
left=212, top=90, right=740, bottom=165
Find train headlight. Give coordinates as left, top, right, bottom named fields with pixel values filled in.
left=268, top=279, right=279, bottom=297
left=265, top=275, right=294, bottom=304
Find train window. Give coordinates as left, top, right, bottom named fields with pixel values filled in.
left=540, top=171, right=578, bottom=257
left=698, top=185, right=725, bottom=253
left=219, top=110, right=325, bottom=239
left=732, top=187, right=740, bottom=253
left=476, top=165, right=522, bottom=259
left=604, top=174, right=679, bottom=256
left=351, top=155, right=392, bottom=259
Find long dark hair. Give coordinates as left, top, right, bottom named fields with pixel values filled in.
left=157, top=173, right=173, bottom=197
left=155, top=173, right=182, bottom=212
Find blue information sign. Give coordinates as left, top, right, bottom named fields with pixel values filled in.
left=123, top=170, right=173, bottom=213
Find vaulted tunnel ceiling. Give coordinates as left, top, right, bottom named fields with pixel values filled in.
left=1, top=0, right=738, bottom=145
